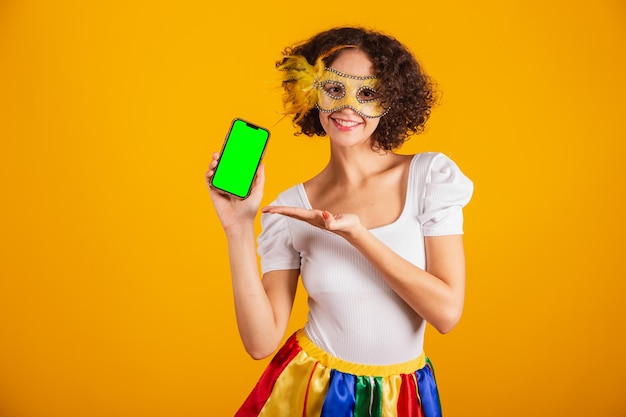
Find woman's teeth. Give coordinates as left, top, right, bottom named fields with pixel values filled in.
left=334, top=119, right=360, bottom=127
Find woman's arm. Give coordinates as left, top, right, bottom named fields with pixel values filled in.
left=346, top=228, right=465, bottom=334
left=226, top=224, right=299, bottom=359
left=207, top=154, right=299, bottom=359
left=262, top=207, right=466, bottom=334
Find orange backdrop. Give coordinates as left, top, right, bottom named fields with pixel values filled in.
left=1, top=0, right=625, bottom=416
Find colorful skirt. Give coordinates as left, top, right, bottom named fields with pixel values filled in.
left=235, top=329, right=442, bottom=417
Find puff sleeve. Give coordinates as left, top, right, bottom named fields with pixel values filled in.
left=418, top=153, right=474, bottom=236
left=257, top=201, right=301, bottom=274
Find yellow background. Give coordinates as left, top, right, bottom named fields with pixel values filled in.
left=1, top=0, right=625, bottom=416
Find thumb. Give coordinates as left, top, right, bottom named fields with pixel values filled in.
left=255, top=164, right=266, bottom=187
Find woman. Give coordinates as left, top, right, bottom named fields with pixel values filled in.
left=206, top=26, right=473, bottom=417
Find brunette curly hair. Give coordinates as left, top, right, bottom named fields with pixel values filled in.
left=277, top=27, right=437, bottom=151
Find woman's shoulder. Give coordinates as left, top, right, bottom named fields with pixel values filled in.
left=273, top=182, right=308, bottom=207
left=408, top=151, right=450, bottom=164
left=407, top=151, right=473, bottom=205
left=408, top=152, right=470, bottom=178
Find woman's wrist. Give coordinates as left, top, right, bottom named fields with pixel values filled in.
left=339, top=222, right=369, bottom=243
left=223, top=219, right=256, bottom=238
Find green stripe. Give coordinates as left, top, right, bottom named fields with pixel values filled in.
left=354, top=375, right=382, bottom=417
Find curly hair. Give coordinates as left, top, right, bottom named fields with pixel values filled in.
left=277, top=27, right=437, bottom=151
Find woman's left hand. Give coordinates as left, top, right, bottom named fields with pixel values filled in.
left=261, top=206, right=363, bottom=237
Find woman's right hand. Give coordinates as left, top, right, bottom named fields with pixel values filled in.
left=205, top=151, right=265, bottom=233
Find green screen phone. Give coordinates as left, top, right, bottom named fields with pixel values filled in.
left=210, top=118, right=270, bottom=199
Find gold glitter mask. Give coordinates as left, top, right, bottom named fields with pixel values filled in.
left=316, top=67, right=390, bottom=118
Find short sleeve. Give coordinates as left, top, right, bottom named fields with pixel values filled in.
left=257, top=201, right=301, bottom=274
left=418, top=153, right=474, bottom=236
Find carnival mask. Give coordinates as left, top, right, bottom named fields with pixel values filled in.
left=316, top=67, right=389, bottom=118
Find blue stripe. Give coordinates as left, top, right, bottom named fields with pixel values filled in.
left=320, top=369, right=356, bottom=417
left=415, top=364, right=442, bottom=417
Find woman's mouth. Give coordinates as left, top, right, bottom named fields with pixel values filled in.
left=331, top=117, right=362, bottom=131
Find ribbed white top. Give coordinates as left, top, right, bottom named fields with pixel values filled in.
left=258, top=152, right=473, bottom=365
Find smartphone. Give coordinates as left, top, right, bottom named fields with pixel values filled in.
left=210, top=118, right=270, bottom=199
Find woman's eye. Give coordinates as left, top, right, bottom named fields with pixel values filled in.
left=322, top=82, right=345, bottom=98
left=358, top=88, right=380, bottom=102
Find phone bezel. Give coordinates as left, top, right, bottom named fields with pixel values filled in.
left=210, top=118, right=270, bottom=199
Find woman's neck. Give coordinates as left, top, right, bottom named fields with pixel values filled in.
left=323, top=142, right=399, bottom=186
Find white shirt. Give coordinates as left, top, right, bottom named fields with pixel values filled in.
left=258, top=152, right=473, bottom=365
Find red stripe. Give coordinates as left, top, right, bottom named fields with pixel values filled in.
left=235, top=333, right=302, bottom=416
left=302, top=361, right=319, bottom=417
left=397, top=373, right=423, bottom=417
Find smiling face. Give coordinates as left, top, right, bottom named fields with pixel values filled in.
left=318, top=49, right=382, bottom=148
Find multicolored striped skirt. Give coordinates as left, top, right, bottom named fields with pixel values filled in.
left=235, top=329, right=442, bottom=417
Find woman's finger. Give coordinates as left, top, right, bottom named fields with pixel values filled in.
left=262, top=206, right=317, bottom=219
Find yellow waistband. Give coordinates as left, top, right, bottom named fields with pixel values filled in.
left=295, top=329, right=426, bottom=377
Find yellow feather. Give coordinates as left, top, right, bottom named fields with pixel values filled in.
left=276, top=55, right=324, bottom=122
left=276, top=45, right=357, bottom=123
